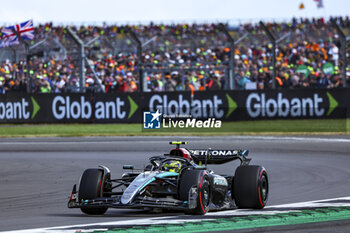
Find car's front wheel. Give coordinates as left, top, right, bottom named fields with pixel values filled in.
left=78, top=168, right=108, bottom=215
left=178, top=169, right=210, bottom=215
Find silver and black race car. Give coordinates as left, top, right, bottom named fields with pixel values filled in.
left=68, top=141, right=269, bottom=215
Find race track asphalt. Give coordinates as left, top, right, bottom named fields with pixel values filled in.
left=0, top=135, right=350, bottom=232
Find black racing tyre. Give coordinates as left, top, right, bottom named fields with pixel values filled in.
left=178, top=169, right=210, bottom=215
left=78, top=168, right=108, bottom=215
left=233, top=165, right=268, bottom=209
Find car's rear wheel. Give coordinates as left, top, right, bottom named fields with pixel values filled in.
left=233, top=165, right=268, bottom=209
left=78, top=168, right=108, bottom=215
left=178, top=169, right=210, bottom=215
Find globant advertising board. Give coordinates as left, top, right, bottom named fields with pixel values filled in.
left=0, top=89, right=348, bottom=124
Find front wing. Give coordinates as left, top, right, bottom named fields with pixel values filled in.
left=68, top=185, right=235, bottom=212
left=68, top=195, right=190, bottom=210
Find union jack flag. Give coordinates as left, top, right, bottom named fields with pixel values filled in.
left=0, top=20, right=34, bottom=48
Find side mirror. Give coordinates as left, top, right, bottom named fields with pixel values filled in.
left=123, top=165, right=134, bottom=170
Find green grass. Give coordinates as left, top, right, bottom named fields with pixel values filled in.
left=97, top=207, right=350, bottom=233
left=0, top=119, right=348, bottom=137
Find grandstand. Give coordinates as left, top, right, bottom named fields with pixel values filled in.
left=0, top=16, right=349, bottom=94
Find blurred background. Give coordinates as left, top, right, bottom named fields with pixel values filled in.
left=0, top=0, right=349, bottom=94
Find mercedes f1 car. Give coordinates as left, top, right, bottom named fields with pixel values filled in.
left=68, top=141, right=268, bottom=215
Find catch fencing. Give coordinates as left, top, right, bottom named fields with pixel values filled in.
left=0, top=20, right=349, bottom=93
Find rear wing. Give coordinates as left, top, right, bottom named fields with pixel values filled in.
left=168, top=142, right=251, bottom=165
left=189, top=149, right=251, bottom=165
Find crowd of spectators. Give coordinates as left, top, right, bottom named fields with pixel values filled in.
left=0, top=16, right=349, bottom=94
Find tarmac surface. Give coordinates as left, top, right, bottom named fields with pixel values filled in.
left=0, top=136, right=350, bottom=232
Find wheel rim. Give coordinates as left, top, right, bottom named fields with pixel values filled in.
left=260, top=174, right=268, bottom=202
left=202, top=184, right=209, bottom=207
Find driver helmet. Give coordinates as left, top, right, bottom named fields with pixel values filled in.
left=162, top=160, right=182, bottom=173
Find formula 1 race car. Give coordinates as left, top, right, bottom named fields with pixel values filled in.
left=68, top=141, right=268, bottom=215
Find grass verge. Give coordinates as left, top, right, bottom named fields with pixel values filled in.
left=95, top=207, right=350, bottom=233
left=0, top=119, right=348, bottom=137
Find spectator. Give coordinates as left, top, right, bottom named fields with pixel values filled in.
left=0, top=17, right=349, bottom=93
left=318, top=73, right=331, bottom=88
left=328, top=43, right=339, bottom=66
left=236, top=71, right=250, bottom=90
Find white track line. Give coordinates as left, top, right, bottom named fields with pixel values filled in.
left=207, top=196, right=350, bottom=216
left=3, top=196, right=350, bottom=233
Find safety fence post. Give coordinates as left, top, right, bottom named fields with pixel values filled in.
left=217, top=23, right=235, bottom=90
left=259, top=21, right=276, bottom=89
left=66, top=27, right=85, bottom=93
left=127, top=27, right=143, bottom=92
left=12, top=29, right=32, bottom=93
left=331, top=20, right=348, bottom=88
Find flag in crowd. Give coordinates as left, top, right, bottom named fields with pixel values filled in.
left=0, top=19, right=34, bottom=48
left=314, top=0, right=324, bottom=8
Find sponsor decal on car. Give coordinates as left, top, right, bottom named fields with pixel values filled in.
left=189, top=150, right=238, bottom=156
left=213, top=175, right=228, bottom=186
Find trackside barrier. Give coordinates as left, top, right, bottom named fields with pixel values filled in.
left=0, top=89, right=348, bottom=123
